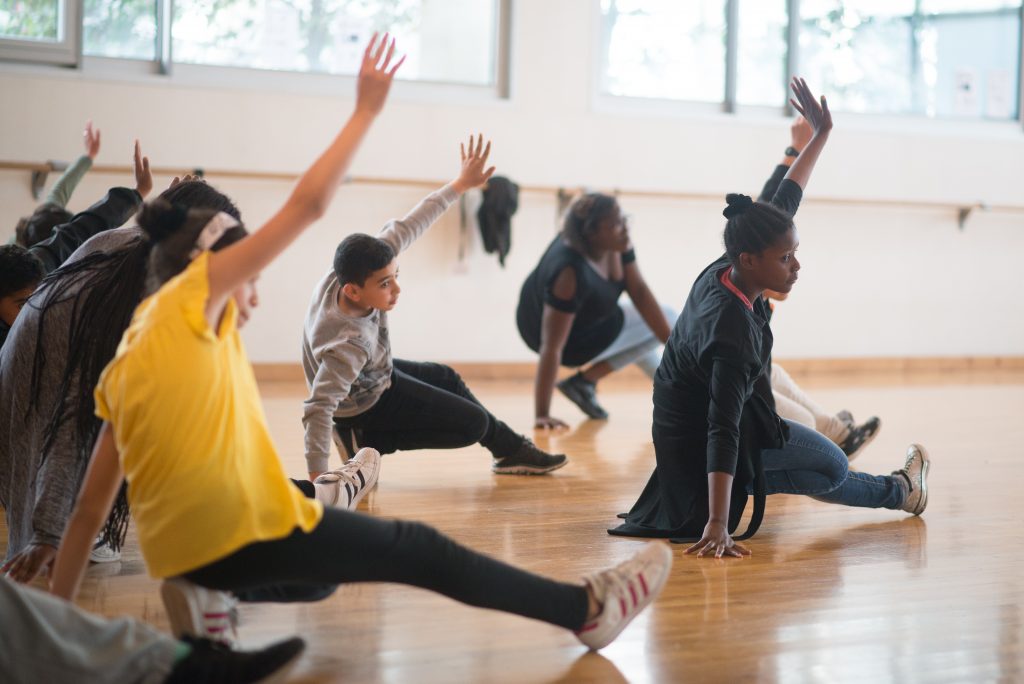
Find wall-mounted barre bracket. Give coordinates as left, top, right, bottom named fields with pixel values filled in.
left=29, top=160, right=69, bottom=200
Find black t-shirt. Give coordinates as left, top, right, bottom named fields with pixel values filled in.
left=516, top=237, right=636, bottom=367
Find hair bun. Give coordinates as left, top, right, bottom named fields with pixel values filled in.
left=723, top=193, right=753, bottom=219
left=138, top=199, right=189, bottom=243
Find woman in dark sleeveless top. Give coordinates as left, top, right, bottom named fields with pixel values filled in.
left=517, top=194, right=675, bottom=427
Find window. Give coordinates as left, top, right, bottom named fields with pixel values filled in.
left=600, top=0, right=727, bottom=102
left=83, top=0, right=158, bottom=61
left=799, top=0, right=1021, bottom=119
left=599, top=0, right=1023, bottom=121
left=175, top=0, right=494, bottom=85
left=0, top=0, right=79, bottom=63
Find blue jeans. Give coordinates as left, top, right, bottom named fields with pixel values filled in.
left=757, top=420, right=905, bottom=509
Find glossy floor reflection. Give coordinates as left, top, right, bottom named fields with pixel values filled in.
left=3, top=373, right=1022, bottom=683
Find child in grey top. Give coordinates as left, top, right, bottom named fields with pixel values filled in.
left=302, top=136, right=567, bottom=480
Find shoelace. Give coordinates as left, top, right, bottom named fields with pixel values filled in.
left=319, top=463, right=363, bottom=488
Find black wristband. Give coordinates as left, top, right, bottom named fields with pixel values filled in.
left=784, top=146, right=800, bottom=157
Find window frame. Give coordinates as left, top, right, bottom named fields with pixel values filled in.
left=0, top=0, right=511, bottom=99
left=0, top=0, right=81, bottom=66
left=594, top=0, right=1024, bottom=129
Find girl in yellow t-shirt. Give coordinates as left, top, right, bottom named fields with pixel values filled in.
left=48, top=35, right=673, bottom=654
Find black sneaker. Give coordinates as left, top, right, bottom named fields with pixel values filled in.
left=492, top=440, right=568, bottom=475
left=839, top=416, right=881, bottom=461
left=332, top=426, right=364, bottom=462
left=556, top=372, right=608, bottom=419
left=165, top=636, right=305, bottom=684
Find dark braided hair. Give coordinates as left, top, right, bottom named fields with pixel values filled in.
left=722, top=193, right=794, bottom=266
left=561, top=193, right=619, bottom=254
left=24, top=180, right=243, bottom=551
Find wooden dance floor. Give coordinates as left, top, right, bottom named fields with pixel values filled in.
left=4, top=370, right=1023, bottom=683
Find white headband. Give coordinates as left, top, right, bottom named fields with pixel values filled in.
left=189, top=211, right=240, bottom=258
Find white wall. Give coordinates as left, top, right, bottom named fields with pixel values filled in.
left=2, top=0, right=1023, bottom=363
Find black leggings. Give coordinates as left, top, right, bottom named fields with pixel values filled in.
left=335, top=359, right=523, bottom=458
left=183, top=485, right=588, bottom=631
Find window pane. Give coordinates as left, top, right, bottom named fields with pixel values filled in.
left=83, top=0, right=157, bottom=60
left=736, top=0, right=788, bottom=106
left=799, top=0, right=917, bottom=115
left=799, top=0, right=1021, bottom=119
left=172, top=0, right=497, bottom=85
left=600, top=0, right=726, bottom=102
left=0, top=0, right=60, bottom=41
left=916, top=7, right=1021, bottom=119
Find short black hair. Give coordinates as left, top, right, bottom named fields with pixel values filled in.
left=0, top=244, right=44, bottom=298
left=16, top=203, right=73, bottom=248
left=722, top=193, right=794, bottom=265
left=333, top=233, right=396, bottom=286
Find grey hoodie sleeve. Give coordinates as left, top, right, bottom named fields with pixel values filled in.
left=377, top=184, right=459, bottom=254
left=45, top=155, right=93, bottom=208
left=302, top=342, right=370, bottom=474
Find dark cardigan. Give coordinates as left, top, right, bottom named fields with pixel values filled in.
left=609, top=178, right=802, bottom=541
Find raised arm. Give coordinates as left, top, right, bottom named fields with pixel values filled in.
left=44, top=121, right=101, bottom=209
left=757, top=117, right=812, bottom=203
left=206, top=34, right=405, bottom=314
left=29, top=140, right=152, bottom=274
left=783, top=78, right=833, bottom=192
left=378, top=134, right=495, bottom=254
left=49, top=423, right=124, bottom=601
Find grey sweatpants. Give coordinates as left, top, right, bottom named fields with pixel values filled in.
left=0, top=577, right=177, bottom=684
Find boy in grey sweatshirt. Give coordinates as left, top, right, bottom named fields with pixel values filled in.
left=302, top=136, right=567, bottom=484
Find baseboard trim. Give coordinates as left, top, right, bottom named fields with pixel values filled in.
left=253, top=357, right=1024, bottom=384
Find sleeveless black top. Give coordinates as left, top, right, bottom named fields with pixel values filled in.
left=516, top=237, right=635, bottom=366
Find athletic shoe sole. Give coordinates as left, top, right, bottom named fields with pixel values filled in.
left=907, top=444, right=930, bottom=516
left=492, top=456, right=569, bottom=475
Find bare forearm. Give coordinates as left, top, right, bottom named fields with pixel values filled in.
left=534, top=348, right=562, bottom=418
left=49, top=507, right=105, bottom=600
left=631, top=286, right=671, bottom=343
left=707, top=471, right=734, bottom=525
left=784, top=130, right=829, bottom=191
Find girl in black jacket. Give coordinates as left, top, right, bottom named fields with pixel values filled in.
left=611, top=79, right=930, bottom=557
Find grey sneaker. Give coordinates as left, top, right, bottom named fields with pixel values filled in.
left=492, top=440, right=568, bottom=475
left=895, top=443, right=930, bottom=516
left=557, top=372, right=608, bottom=420
left=314, top=447, right=381, bottom=509
left=160, top=578, right=239, bottom=647
left=576, top=542, right=673, bottom=650
left=839, top=416, right=881, bottom=461
left=836, top=409, right=856, bottom=430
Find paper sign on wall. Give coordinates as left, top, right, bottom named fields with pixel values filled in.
left=952, top=68, right=978, bottom=117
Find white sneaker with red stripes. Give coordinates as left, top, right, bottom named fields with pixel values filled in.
left=160, top=577, right=238, bottom=647
left=575, top=542, right=673, bottom=650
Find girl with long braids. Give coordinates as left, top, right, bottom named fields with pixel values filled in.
left=516, top=194, right=675, bottom=427
left=0, top=174, right=245, bottom=583
left=611, top=79, right=930, bottom=555
left=49, top=36, right=672, bottom=652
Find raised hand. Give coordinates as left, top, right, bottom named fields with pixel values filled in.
left=83, top=120, right=101, bottom=159
left=355, top=32, right=406, bottom=117
left=133, top=140, right=153, bottom=198
left=789, top=77, right=832, bottom=136
left=790, top=116, right=813, bottom=153
left=452, top=133, right=496, bottom=194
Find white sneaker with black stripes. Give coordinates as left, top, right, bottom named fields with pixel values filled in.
left=314, top=447, right=381, bottom=510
